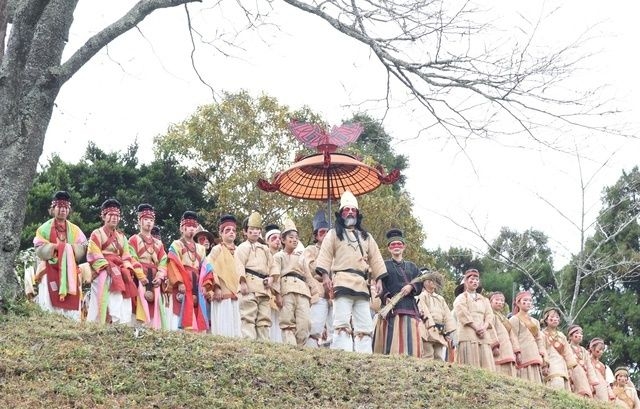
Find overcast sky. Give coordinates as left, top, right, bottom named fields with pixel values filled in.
left=41, top=0, right=640, bottom=267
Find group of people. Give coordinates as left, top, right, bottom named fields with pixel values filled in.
left=26, top=190, right=638, bottom=407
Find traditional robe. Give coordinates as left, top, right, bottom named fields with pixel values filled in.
left=166, top=239, right=211, bottom=332
left=235, top=240, right=279, bottom=340
left=87, top=227, right=142, bottom=324
left=569, top=343, right=599, bottom=397
left=33, top=218, right=87, bottom=320
left=591, top=357, right=614, bottom=401
left=493, top=311, right=520, bottom=377
left=273, top=248, right=315, bottom=346
left=453, top=291, right=498, bottom=371
left=509, top=312, right=545, bottom=384
left=204, top=243, right=242, bottom=337
left=613, top=384, right=640, bottom=408
left=373, top=258, right=422, bottom=357
left=416, top=290, right=456, bottom=360
left=541, top=328, right=576, bottom=390
left=128, top=233, right=168, bottom=329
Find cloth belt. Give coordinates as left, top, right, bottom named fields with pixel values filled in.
left=283, top=272, right=305, bottom=282
left=339, top=268, right=368, bottom=280
left=245, top=268, right=267, bottom=279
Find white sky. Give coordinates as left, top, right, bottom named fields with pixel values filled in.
left=42, top=0, right=640, bottom=267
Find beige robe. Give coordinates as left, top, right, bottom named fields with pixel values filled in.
left=613, top=384, right=640, bottom=408
left=570, top=344, right=599, bottom=397
left=493, top=312, right=520, bottom=377
left=542, top=328, right=576, bottom=390
left=509, top=312, right=545, bottom=384
left=453, top=292, right=498, bottom=371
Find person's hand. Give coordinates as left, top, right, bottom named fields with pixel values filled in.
left=264, top=276, right=273, bottom=289
left=375, top=280, right=383, bottom=296
left=541, top=365, right=550, bottom=378
left=322, top=274, right=332, bottom=295
left=475, top=327, right=486, bottom=338
left=492, top=346, right=500, bottom=357
left=240, top=282, right=249, bottom=296
left=139, top=277, right=149, bottom=286
left=205, top=290, right=215, bottom=301
left=178, top=283, right=186, bottom=293
left=400, top=284, right=413, bottom=297
left=515, top=351, right=522, bottom=367
left=152, top=277, right=161, bottom=287
left=275, top=293, right=283, bottom=309
left=213, top=288, right=223, bottom=302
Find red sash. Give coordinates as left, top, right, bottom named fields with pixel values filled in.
left=104, top=254, right=137, bottom=299
left=169, top=257, right=206, bottom=331
left=44, top=242, right=80, bottom=311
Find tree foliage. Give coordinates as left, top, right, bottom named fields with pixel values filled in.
left=22, top=143, right=213, bottom=248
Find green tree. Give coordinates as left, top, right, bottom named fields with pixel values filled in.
left=22, top=142, right=213, bottom=248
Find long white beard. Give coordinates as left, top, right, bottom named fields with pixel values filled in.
left=344, top=216, right=357, bottom=227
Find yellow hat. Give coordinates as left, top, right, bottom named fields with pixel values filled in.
left=339, top=190, right=358, bottom=210
left=282, top=218, right=297, bottom=235
left=247, top=211, right=262, bottom=229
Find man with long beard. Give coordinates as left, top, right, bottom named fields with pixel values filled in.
left=166, top=211, right=212, bottom=332
left=315, top=190, right=387, bottom=353
left=32, top=190, right=87, bottom=320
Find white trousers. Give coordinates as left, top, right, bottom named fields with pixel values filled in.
left=210, top=298, right=242, bottom=338
left=86, top=277, right=132, bottom=325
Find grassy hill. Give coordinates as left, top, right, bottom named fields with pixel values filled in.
left=0, top=305, right=609, bottom=409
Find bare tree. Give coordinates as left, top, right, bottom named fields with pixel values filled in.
left=0, top=0, right=611, bottom=296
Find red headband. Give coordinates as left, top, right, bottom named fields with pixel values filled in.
left=51, top=199, right=70, bottom=208
left=101, top=206, right=121, bottom=217
left=589, top=338, right=605, bottom=349
left=219, top=220, right=236, bottom=231
left=180, top=219, right=199, bottom=228
left=464, top=269, right=479, bottom=279
left=138, top=210, right=155, bottom=220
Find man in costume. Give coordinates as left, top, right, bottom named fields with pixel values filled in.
left=128, top=203, right=169, bottom=329
left=166, top=211, right=212, bottom=332
left=372, top=228, right=422, bottom=356
left=273, top=218, right=315, bottom=346
left=32, top=190, right=87, bottom=320
left=416, top=270, right=456, bottom=360
left=316, top=190, right=387, bottom=353
left=235, top=211, right=278, bottom=340
left=202, top=214, right=242, bottom=337
left=302, top=209, right=333, bottom=348
left=87, top=198, right=142, bottom=325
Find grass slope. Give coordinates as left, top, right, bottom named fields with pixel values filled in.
left=0, top=307, right=609, bottom=409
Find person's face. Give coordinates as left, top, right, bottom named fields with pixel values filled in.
left=341, top=206, right=358, bottom=226
left=282, top=232, right=298, bottom=251
left=424, top=279, right=436, bottom=293
left=182, top=224, right=198, bottom=240
left=517, top=295, right=533, bottom=312
left=52, top=204, right=70, bottom=221
left=388, top=240, right=405, bottom=257
left=616, top=373, right=629, bottom=385
left=267, top=233, right=281, bottom=251
left=315, top=228, right=328, bottom=244
left=197, top=235, right=210, bottom=249
left=545, top=310, right=560, bottom=329
left=570, top=329, right=584, bottom=344
left=246, top=227, right=261, bottom=242
left=591, top=344, right=605, bottom=360
left=139, top=216, right=154, bottom=233
left=220, top=225, right=236, bottom=244
left=464, top=275, right=479, bottom=291
left=102, top=211, right=120, bottom=230
left=490, top=295, right=505, bottom=311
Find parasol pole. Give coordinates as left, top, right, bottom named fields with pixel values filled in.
left=327, top=167, right=332, bottom=228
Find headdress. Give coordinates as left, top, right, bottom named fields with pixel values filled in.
left=339, top=190, right=358, bottom=210
left=541, top=306, right=561, bottom=324
left=51, top=190, right=71, bottom=208
left=219, top=214, right=237, bottom=232
left=282, top=218, right=297, bottom=236
left=180, top=210, right=199, bottom=228
left=100, top=198, right=121, bottom=217
left=614, top=367, right=629, bottom=377
left=247, top=211, right=262, bottom=229
left=136, top=203, right=155, bottom=220
left=264, top=224, right=281, bottom=241
left=512, top=290, right=532, bottom=315
left=567, top=324, right=582, bottom=337
left=385, top=228, right=405, bottom=245
left=312, top=209, right=330, bottom=232
left=194, top=227, right=215, bottom=244
left=589, top=338, right=605, bottom=350
left=454, top=269, right=482, bottom=297
left=488, top=292, right=505, bottom=302
left=422, top=270, right=443, bottom=287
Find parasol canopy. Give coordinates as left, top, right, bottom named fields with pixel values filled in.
left=257, top=152, right=400, bottom=201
